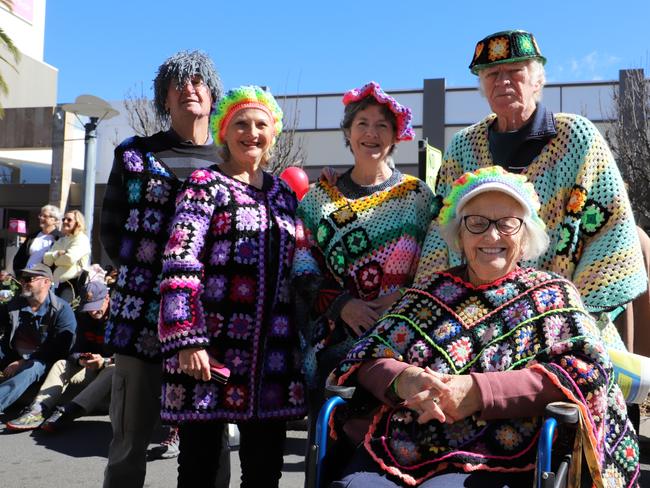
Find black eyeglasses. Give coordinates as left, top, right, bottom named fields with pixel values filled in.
left=462, top=215, right=524, bottom=236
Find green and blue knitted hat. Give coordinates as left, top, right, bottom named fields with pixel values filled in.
left=469, top=30, right=546, bottom=75
left=210, top=85, right=283, bottom=146
left=438, top=166, right=545, bottom=229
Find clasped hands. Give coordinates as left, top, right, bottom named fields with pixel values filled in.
left=394, top=366, right=482, bottom=424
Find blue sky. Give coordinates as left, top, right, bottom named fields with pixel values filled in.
left=45, top=0, right=650, bottom=103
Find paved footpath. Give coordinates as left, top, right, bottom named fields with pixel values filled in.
left=0, top=414, right=307, bottom=488
left=0, top=414, right=647, bottom=487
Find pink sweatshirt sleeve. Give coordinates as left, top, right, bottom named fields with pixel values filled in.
left=471, top=369, right=566, bottom=421
left=357, top=359, right=411, bottom=406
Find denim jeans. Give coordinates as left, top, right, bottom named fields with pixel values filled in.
left=0, top=344, right=47, bottom=412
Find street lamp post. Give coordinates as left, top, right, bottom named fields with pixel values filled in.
left=61, top=95, right=118, bottom=239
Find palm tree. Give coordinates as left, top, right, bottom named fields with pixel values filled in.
left=0, top=0, right=22, bottom=117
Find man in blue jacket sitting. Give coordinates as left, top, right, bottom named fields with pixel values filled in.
left=0, top=263, right=76, bottom=414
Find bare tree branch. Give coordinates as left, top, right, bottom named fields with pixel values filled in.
left=602, top=69, right=650, bottom=228
left=122, top=83, right=167, bottom=136
left=267, top=95, right=307, bottom=175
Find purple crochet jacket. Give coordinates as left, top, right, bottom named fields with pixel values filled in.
left=158, top=165, right=307, bottom=423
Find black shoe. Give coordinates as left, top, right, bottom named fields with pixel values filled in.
left=40, top=406, right=76, bottom=433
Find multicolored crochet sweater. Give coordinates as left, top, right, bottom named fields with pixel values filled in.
left=414, top=113, right=647, bottom=313
left=100, top=132, right=220, bottom=362
left=333, top=267, right=639, bottom=487
left=158, top=167, right=306, bottom=423
left=293, top=171, right=435, bottom=388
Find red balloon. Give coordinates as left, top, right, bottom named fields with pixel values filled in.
left=280, top=166, right=310, bottom=201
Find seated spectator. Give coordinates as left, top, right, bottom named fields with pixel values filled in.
left=0, top=264, right=76, bottom=414
left=7, top=280, right=113, bottom=432
left=43, top=210, right=91, bottom=304
left=12, top=204, right=63, bottom=273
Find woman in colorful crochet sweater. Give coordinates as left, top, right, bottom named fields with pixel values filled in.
left=293, top=82, right=435, bottom=433
left=414, top=30, right=647, bottom=332
left=329, top=167, right=639, bottom=487
left=159, top=86, right=306, bottom=488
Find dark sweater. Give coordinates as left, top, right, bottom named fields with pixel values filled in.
left=488, top=104, right=557, bottom=173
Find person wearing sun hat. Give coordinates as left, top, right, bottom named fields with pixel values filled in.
left=159, top=85, right=306, bottom=487
left=414, top=30, right=647, bottom=353
left=292, top=81, right=435, bottom=479
left=326, top=166, right=638, bottom=488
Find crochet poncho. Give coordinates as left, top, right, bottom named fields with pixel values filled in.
left=333, top=267, right=639, bottom=487
left=414, top=113, right=647, bottom=313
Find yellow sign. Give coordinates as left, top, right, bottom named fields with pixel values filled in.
left=424, top=143, right=442, bottom=193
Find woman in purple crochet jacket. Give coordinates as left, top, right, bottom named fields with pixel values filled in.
left=158, top=85, right=306, bottom=488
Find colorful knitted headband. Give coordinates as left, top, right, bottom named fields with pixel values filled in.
left=210, top=85, right=283, bottom=146
left=438, top=166, right=545, bottom=229
left=342, top=81, right=415, bottom=141
left=469, top=30, right=546, bottom=75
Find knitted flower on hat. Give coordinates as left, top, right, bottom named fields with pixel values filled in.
left=210, top=85, right=283, bottom=146
left=438, top=166, right=544, bottom=228
left=342, top=81, right=415, bottom=141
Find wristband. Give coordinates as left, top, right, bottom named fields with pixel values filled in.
left=385, top=375, right=403, bottom=405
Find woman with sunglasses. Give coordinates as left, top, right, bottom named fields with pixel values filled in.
left=326, top=167, right=638, bottom=487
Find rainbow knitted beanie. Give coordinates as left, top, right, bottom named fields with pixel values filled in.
left=210, top=85, right=283, bottom=146
left=438, top=166, right=544, bottom=228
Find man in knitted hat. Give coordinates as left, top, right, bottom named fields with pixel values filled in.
left=100, top=50, right=229, bottom=488
left=415, top=30, right=647, bottom=353
left=0, top=264, right=76, bottom=414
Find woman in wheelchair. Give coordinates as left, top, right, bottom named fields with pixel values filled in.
left=327, top=167, right=639, bottom=487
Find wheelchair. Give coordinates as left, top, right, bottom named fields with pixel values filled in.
left=307, top=391, right=582, bottom=488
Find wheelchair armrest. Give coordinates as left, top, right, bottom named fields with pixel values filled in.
left=537, top=403, right=580, bottom=488
left=544, top=402, right=580, bottom=426
left=325, top=384, right=356, bottom=400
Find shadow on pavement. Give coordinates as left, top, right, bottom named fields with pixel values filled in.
left=29, top=418, right=112, bottom=458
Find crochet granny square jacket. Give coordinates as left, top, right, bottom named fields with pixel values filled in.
left=158, top=167, right=306, bottom=422
left=101, top=132, right=220, bottom=362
